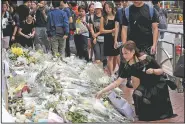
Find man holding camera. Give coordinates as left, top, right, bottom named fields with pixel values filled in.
left=35, top=0, right=50, bottom=53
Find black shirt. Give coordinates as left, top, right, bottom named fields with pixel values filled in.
left=2, top=12, right=13, bottom=36
left=35, top=7, right=48, bottom=27
left=122, top=4, right=159, bottom=49
left=89, top=14, right=103, bottom=37
left=20, top=21, right=34, bottom=35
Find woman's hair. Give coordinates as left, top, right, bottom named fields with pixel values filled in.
left=123, top=40, right=140, bottom=57
left=78, top=5, right=86, bottom=11
left=88, top=3, right=94, bottom=11
left=103, top=1, right=115, bottom=25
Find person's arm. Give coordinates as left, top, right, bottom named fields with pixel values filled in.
left=97, top=77, right=126, bottom=96
left=151, top=9, right=159, bottom=53
left=121, top=25, right=127, bottom=44
left=12, top=26, right=18, bottom=38
left=114, top=21, right=119, bottom=43
left=69, top=17, right=73, bottom=23
left=67, top=8, right=73, bottom=23
left=46, top=12, right=52, bottom=37
left=32, top=27, right=35, bottom=36
left=100, top=17, right=114, bottom=34
left=42, top=7, right=48, bottom=21
left=18, top=28, right=29, bottom=38
left=121, top=11, right=128, bottom=44
left=63, top=12, right=69, bottom=38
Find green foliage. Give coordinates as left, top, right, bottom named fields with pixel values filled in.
left=66, top=111, right=88, bottom=123
left=11, top=43, right=22, bottom=48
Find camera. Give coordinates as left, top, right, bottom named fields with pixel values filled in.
left=2, top=18, right=8, bottom=29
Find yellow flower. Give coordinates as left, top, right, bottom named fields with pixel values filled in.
left=76, top=18, right=81, bottom=24
left=11, top=47, right=23, bottom=56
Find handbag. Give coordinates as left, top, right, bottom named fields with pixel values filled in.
left=173, top=55, right=184, bottom=78
left=108, top=91, right=135, bottom=121
left=51, top=12, right=64, bottom=37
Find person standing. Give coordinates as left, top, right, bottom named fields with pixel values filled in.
left=100, top=2, right=119, bottom=80
left=121, top=1, right=159, bottom=57
left=2, top=2, right=13, bottom=50
left=89, top=2, right=104, bottom=64
left=74, top=5, right=90, bottom=62
left=60, top=0, right=73, bottom=57
left=152, top=0, right=168, bottom=39
left=46, top=1, right=69, bottom=58
left=114, top=1, right=133, bottom=88
left=35, top=0, right=50, bottom=53
left=86, top=3, right=95, bottom=62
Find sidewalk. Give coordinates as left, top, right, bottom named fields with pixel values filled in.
left=122, top=87, right=184, bottom=123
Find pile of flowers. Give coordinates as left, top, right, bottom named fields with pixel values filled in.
left=8, top=43, right=46, bottom=66
left=4, top=45, right=131, bottom=123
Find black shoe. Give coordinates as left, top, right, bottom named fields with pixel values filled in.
left=126, top=79, right=133, bottom=88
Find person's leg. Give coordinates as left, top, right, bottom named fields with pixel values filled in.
left=100, top=42, right=105, bottom=62
left=34, top=27, right=44, bottom=50
left=50, top=36, right=59, bottom=57
left=42, top=28, right=51, bottom=52
left=93, top=42, right=101, bottom=63
left=74, top=34, right=80, bottom=57
left=113, top=56, right=118, bottom=73
left=82, top=36, right=89, bottom=62
left=107, top=56, right=114, bottom=76
left=77, top=35, right=83, bottom=59
left=58, top=36, right=66, bottom=58
left=2, top=36, right=10, bottom=50
left=65, top=34, right=71, bottom=57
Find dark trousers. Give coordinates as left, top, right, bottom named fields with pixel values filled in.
left=93, top=42, right=104, bottom=61
left=65, top=34, right=71, bottom=57
left=74, top=34, right=89, bottom=62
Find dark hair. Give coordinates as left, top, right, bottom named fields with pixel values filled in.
left=123, top=40, right=140, bottom=57
left=11, top=4, right=18, bottom=14
left=2, top=2, right=8, bottom=6
left=88, top=3, right=94, bottom=11
left=37, top=0, right=44, bottom=3
left=68, top=1, right=77, bottom=7
left=23, top=0, right=31, bottom=4
left=78, top=5, right=86, bottom=12
left=52, top=1, right=60, bottom=8
left=103, top=2, right=115, bottom=25
left=62, top=0, right=68, bottom=4
left=152, top=0, right=160, bottom=5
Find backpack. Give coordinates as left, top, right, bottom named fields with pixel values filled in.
left=70, top=9, right=77, bottom=31
left=124, top=4, right=154, bottom=22
left=158, top=9, right=167, bottom=29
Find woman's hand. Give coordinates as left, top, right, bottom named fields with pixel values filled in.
left=24, top=35, right=31, bottom=39
left=93, top=38, right=97, bottom=44
left=114, top=42, right=118, bottom=49
left=112, top=28, right=115, bottom=33
left=95, top=90, right=103, bottom=99
left=11, top=36, right=15, bottom=41
left=146, top=68, right=154, bottom=74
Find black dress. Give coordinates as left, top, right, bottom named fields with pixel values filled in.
left=19, top=21, right=34, bottom=47
left=104, top=20, right=119, bottom=56
left=119, top=56, right=174, bottom=121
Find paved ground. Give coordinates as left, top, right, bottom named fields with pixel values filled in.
left=121, top=86, right=184, bottom=123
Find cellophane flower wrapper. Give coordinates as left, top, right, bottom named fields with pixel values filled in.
left=5, top=47, right=130, bottom=123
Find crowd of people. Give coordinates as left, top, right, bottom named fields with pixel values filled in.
left=2, top=0, right=177, bottom=121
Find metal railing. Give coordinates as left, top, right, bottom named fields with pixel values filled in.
left=156, top=29, right=184, bottom=93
